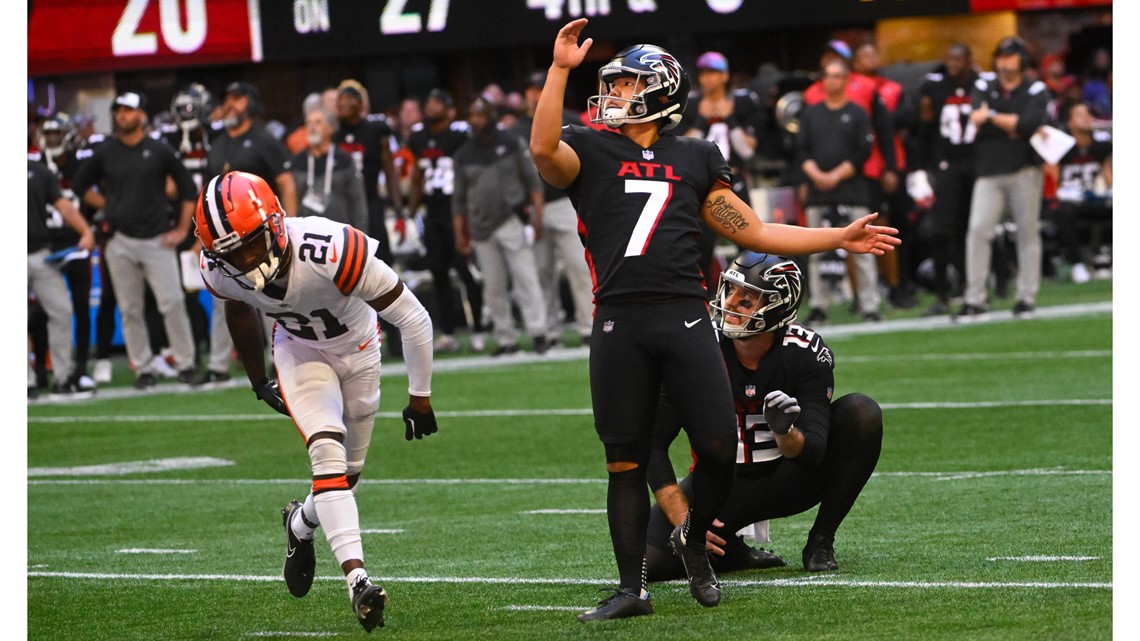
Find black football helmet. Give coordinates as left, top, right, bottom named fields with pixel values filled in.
left=171, top=83, right=214, bottom=128
left=711, top=251, right=803, bottom=338
left=588, top=44, right=689, bottom=131
left=39, top=112, right=75, bottom=157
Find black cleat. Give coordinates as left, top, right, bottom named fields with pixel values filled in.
left=351, top=576, right=388, bottom=632
left=577, top=587, right=653, bottom=622
left=669, top=524, right=722, bottom=607
left=134, top=372, right=158, bottom=389
left=716, top=536, right=787, bottom=573
left=803, top=534, right=839, bottom=572
left=281, top=500, right=316, bottom=597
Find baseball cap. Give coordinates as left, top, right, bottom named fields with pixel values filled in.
left=113, top=91, right=147, bottom=111
left=337, top=79, right=370, bottom=106
left=994, top=36, right=1027, bottom=58
left=695, top=51, right=729, bottom=73
left=825, top=40, right=853, bottom=62
left=426, top=88, right=454, bottom=108
left=525, top=70, right=547, bottom=89
left=225, top=81, right=260, bottom=100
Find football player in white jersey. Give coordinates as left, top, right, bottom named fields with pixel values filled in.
left=195, top=171, right=438, bottom=632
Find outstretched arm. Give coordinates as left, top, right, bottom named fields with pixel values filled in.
left=530, top=18, right=592, bottom=190
left=701, top=183, right=899, bottom=256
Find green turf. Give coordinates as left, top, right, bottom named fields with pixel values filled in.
left=27, top=310, right=1112, bottom=640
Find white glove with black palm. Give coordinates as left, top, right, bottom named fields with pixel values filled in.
left=763, top=390, right=800, bottom=435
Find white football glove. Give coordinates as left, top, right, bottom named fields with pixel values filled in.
left=906, top=170, right=935, bottom=209
left=763, top=390, right=800, bottom=435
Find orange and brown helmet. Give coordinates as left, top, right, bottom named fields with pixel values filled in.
left=195, top=171, right=289, bottom=291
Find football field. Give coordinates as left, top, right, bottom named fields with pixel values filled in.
left=27, top=306, right=1114, bottom=640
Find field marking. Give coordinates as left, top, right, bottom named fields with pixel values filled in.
left=28, top=457, right=235, bottom=477
left=362, top=529, right=405, bottom=534
left=28, top=468, right=1110, bottom=486
left=26, top=570, right=1110, bottom=590
left=842, top=350, right=1110, bottom=363
left=244, top=634, right=337, bottom=638
left=117, top=548, right=197, bottom=554
left=23, top=397, right=1113, bottom=425
left=987, top=556, right=1101, bottom=562
left=501, top=605, right=586, bottom=612
left=521, top=509, right=607, bottom=515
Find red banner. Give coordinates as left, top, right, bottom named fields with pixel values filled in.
left=28, top=0, right=255, bottom=77
left=970, top=0, right=1111, bottom=11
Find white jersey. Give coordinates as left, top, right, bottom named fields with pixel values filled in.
left=200, top=216, right=399, bottom=355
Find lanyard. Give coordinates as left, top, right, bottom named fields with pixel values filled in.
left=306, top=150, right=334, bottom=197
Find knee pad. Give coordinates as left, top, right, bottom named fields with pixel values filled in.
left=308, top=437, right=347, bottom=478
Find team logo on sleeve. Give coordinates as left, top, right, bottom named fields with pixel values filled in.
left=826, top=386, right=833, bottom=400
left=817, top=346, right=833, bottom=367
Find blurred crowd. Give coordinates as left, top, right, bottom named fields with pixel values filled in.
left=27, top=35, right=1112, bottom=397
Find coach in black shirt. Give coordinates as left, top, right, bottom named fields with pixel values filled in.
left=796, top=58, right=881, bottom=322
left=208, top=82, right=297, bottom=216
left=72, top=91, right=200, bottom=387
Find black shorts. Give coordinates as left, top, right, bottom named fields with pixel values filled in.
left=589, top=298, right=736, bottom=445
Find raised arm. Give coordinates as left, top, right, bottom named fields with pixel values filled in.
left=701, top=183, right=899, bottom=256
left=530, top=18, right=592, bottom=190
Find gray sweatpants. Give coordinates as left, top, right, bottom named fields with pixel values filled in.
left=533, top=197, right=593, bottom=339
left=103, top=233, right=195, bottom=373
left=28, top=248, right=75, bottom=383
left=964, top=166, right=1044, bottom=307
left=805, top=205, right=880, bottom=314
left=473, top=216, right=547, bottom=347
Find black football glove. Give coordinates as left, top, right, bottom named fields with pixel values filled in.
left=763, top=390, right=800, bottom=435
left=253, top=378, right=290, bottom=417
left=402, top=404, right=438, bottom=441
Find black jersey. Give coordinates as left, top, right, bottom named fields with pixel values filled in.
left=335, top=114, right=395, bottom=203
left=71, top=135, right=197, bottom=239
left=406, top=120, right=470, bottom=217
left=160, top=123, right=212, bottom=193
left=722, top=323, right=835, bottom=470
left=561, top=124, right=731, bottom=303
left=1056, top=132, right=1112, bottom=203
left=206, top=125, right=290, bottom=187
left=28, top=147, right=89, bottom=249
left=28, top=160, right=65, bottom=252
left=917, top=70, right=980, bottom=169
left=679, top=88, right=764, bottom=176
left=971, top=73, right=1051, bottom=177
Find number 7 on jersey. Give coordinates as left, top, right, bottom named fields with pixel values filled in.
left=624, top=179, right=672, bottom=257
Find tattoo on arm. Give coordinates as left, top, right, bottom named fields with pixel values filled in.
left=706, top=195, right=750, bottom=234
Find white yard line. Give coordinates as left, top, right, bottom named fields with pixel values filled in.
left=521, top=509, right=607, bottom=514
left=117, top=548, right=197, bottom=554
left=361, top=529, right=405, bottom=534
left=22, top=397, right=1115, bottom=425
left=987, top=556, right=1101, bottom=562
left=28, top=468, right=1110, bottom=486
left=25, top=570, right=1110, bottom=590
left=500, top=605, right=586, bottom=612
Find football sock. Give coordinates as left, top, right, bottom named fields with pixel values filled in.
left=607, top=465, right=650, bottom=593
left=291, top=493, right=320, bottom=541
left=346, top=567, right=368, bottom=593
left=314, top=489, right=364, bottom=568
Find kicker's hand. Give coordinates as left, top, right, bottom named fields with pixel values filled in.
left=402, top=400, right=438, bottom=441
left=253, top=378, right=290, bottom=416
left=763, top=390, right=800, bottom=435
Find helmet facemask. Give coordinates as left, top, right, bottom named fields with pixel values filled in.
left=204, top=216, right=287, bottom=292
left=588, top=46, right=688, bottom=131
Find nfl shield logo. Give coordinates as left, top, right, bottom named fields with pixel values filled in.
left=745, top=385, right=756, bottom=398
left=642, top=149, right=654, bottom=160
left=603, top=320, right=615, bottom=333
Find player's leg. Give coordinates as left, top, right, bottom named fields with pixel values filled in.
left=474, top=230, right=518, bottom=352
left=961, top=175, right=1005, bottom=312
left=1010, top=166, right=1045, bottom=309
left=659, top=298, right=737, bottom=607
left=138, top=238, right=196, bottom=375
left=803, top=393, right=883, bottom=571
left=498, top=217, right=548, bottom=350
left=102, top=235, right=155, bottom=378
left=579, top=302, right=657, bottom=621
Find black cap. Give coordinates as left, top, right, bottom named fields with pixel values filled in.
left=112, top=91, right=147, bottom=111
left=426, top=88, right=454, bottom=108
left=224, top=81, right=261, bottom=101
left=525, top=71, right=547, bottom=89
left=995, top=37, right=1028, bottom=57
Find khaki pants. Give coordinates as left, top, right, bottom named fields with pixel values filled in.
left=28, top=248, right=75, bottom=382
left=964, top=166, right=1044, bottom=307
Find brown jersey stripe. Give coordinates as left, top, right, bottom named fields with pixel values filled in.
left=335, top=227, right=367, bottom=295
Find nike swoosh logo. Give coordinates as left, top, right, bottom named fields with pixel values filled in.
left=286, top=546, right=296, bottom=558
left=329, top=244, right=338, bottom=263
left=684, top=318, right=702, bottom=328
left=358, top=337, right=374, bottom=351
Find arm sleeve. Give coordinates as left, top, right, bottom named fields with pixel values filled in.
left=376, top=286, right=434, bottom=396
left=1016, top=82, right=1052, bottom=139
left=169, top=149, right=198, bottom=202
left=850, top=109, right=874, bottom=168
left=69, top=147, right=100, bottom=198
left=790, top=339, right=836, bottom=467
left=871, top=92, right=898, bottom=172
